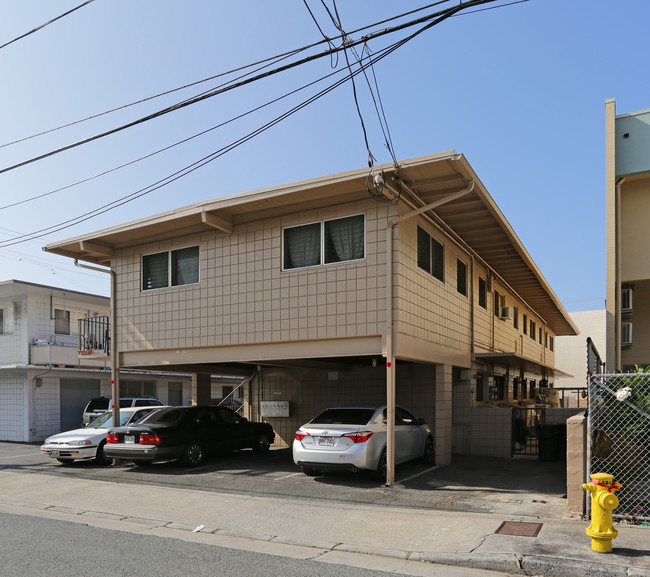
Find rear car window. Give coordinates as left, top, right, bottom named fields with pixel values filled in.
left=309, top=408, right=375, bottom=425
left=141, top=407, right=188, bottom=425
left=86, top=399, right=109, bottom=412
left=134, top=399, right=162, bottom=406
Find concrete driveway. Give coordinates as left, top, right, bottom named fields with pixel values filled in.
left=1, top=442, right=568, bottom=518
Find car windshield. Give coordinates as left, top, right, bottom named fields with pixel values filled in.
left=309, top=408, right=375, bottom=425
left=87, top=408, right=160, bottom=428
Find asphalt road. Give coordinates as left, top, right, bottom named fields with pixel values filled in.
left=1, top=511, right=517, bottom=577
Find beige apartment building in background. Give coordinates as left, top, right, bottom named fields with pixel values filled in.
left=44, top=152, right=578, bottom=468
left=606, top=100, right=650, bottom=371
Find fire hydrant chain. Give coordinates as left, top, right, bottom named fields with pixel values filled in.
left=580, top=472, right=622, bottom=553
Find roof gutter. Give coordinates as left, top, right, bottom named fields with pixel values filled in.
left=383, top=179, right=474, bottom=487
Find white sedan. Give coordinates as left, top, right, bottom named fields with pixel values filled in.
left=293, top=405, right=434, bottom=479
left=41, top=406, right=164, bottom=465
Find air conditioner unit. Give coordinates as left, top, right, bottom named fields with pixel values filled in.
left=499, top=307, right=513, bottom=320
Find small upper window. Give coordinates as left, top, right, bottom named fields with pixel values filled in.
left=417, top=226, right=444, bottom=281
left=456, top=259, right=467, bottom=296
left=622, top=322, right=632, bottom=346
left=513, top=306, right=519, bottom=329
left=523, top=314, right=528, bottom=335
left=54, top=308, right=70, bottom=335
left=530, top=319, right=536, bottom=340
left=143, top=246, right=199, bottom=291
left=478, top=277, right=487, bottom=309
left=0, top=309, right=3, bottom=334
left=622, top=287, right=633, bottom=311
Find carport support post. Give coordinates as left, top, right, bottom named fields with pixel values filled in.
left=191, top=373, right=211, bottom=406
left=384, top=178, right=475, bottom=485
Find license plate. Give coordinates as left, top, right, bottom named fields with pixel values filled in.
left=124, top=435, right=135, bottom=444
left=318, top=436, right=334, bottom=447
left=49, top=450, right=60, bottom=457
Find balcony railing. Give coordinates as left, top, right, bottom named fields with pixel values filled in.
left=78, top=316, right=110, bottom=356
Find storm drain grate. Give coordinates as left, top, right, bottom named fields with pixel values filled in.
left=495, top=521, right=543, bottom=537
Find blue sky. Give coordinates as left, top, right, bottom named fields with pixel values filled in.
left=0, top=0, right=648, bottom=309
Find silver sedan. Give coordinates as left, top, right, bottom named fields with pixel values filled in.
left=41, top=406, right=164, bottom=465
left=292, top=405, right=433, bottom=478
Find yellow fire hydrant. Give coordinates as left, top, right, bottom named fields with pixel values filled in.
left=580, top=472, right=622, bottom=553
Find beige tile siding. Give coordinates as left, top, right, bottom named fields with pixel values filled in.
left=473, top=264, right=555, bottom=367
left=394, top=218, right=472, bottom=356
left=115, top=199, right=391, bottom=352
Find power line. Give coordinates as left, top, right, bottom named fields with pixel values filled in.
left=0, top=0, right=501, bottom=177
left=0, top=26, right=419, bottom=248
left=0, top=1, right=457, bottom=150
left=0, top=0, right=96, bottom=51
left=0, top=0, right=523, bottom=247
left=0, top=65, right=349, bottom=211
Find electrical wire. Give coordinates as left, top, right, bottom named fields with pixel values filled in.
left=0, top=0, right=96, bottom=51
left=0, top=0, right=502, bottom=176
left=0, top=65, right=350, bottom=211
left=0, top=0, right=522, bottom=246
left=0, top=1, right=434, bottom=150
left=0, top=25, right=420, bottom=247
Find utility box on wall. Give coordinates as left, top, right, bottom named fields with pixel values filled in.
left=260, top=400, right=290, bottom=418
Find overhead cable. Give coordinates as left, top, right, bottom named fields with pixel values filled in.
left=0, top=0, right=501, bottom=176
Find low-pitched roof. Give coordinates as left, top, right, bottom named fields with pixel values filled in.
left=43, top=151, right=577, bottom=335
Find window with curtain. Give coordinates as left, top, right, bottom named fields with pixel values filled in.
left=324, top=215, right=364, bottom=263
left=143, top=252, right=169, bottom=290
left=283, top=223, right=321, bottom=269
left=283, top=215, right=365, bottom=270
left=172, top=246, right=199, bottom=286
left=142, top=246, right=199, bottom=291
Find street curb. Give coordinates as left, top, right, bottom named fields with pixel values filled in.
left=409, top=551, right=650, bottom=577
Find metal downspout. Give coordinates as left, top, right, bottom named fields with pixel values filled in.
left=384, top=180, right=474, bottom=486
left=74, top=259, right=118, bottom=425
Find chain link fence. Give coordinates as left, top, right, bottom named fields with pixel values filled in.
left=588, top=373, right=650, bottom=521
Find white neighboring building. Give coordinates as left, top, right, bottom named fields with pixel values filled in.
left=555, top=309, right=606, bottom=406
left=0, top=280, right=237, bottom=442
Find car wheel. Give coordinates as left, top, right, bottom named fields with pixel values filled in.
left=373, top=449, right=387, bottom=481
left=180, top=442, right=204, bottom=467
left=252, top=433, right=271, bottom=454
left=94, top=441, right=113, bottom=466
left=301, top=466, right=320, bottom=477
left=56, top=459, right=74, bottom=465
left=422, top=436, right=434, bottom=464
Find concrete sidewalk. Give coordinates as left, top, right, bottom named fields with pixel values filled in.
left=0, top=469, right=648, bottom=577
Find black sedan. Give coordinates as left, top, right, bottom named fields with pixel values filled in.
left=104, top=405, right=275, bottom=467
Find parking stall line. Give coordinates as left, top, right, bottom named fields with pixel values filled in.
left=274, top=472, right=303, bottom=481
left=0, top=453, right=42, bottom=460
left=398, top=466, right=439, bottom=484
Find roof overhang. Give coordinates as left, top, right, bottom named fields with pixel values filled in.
left=43, top=151, right=578, bottom=336
left=475, top=352, right=572, bottom=378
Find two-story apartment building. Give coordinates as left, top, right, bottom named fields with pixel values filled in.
left=0, top=280, right=238, bottom=442
left=44, top=152, right=578, bottom=474
left=605, top=99, right=650, bottom=370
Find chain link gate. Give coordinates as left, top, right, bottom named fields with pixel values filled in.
left=588, top=373, right=650, bottom=521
